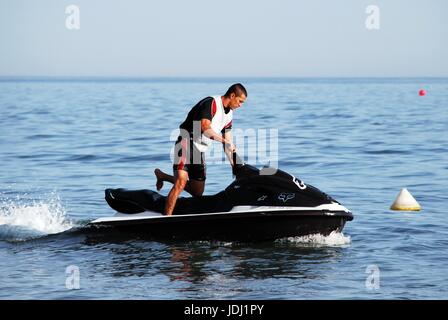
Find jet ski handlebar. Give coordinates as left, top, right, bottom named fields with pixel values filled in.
left=232, top=151, right=245, bottom=176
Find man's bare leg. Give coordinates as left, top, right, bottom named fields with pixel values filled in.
left=155, top=168, right=173, bottom=191
left=165, top=170, right=188, bottom=215
left=155, top=168, right=204, bottom=196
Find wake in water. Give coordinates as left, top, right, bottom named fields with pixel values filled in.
left=191, top=231, right=351, bottom=247
left=0, top=192, right=74, bottom=242
left=276, top=231, right=351, bottom=247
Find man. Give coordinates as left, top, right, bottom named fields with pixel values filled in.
left=154, top=83, right=247, bottom=215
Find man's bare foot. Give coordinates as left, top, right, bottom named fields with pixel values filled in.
left=154, top=168, right=164, bottom=191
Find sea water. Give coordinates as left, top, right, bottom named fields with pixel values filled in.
left=0, top=77, right=447, bottom=299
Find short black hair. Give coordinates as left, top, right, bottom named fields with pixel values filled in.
left=225, top=83, right=247, bottom=98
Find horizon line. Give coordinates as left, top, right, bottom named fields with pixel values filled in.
left=1, top=75, right=447, bottom=80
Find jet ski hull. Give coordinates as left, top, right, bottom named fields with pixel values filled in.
left=90, top=210, right=352, bottom=242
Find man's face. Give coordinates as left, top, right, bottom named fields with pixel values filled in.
left=229, top=93, right=246, bottom=110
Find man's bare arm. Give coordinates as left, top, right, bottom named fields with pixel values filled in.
left=222, top=129, right=235, bottom=166
left=201, top=119, right=228, bottom=144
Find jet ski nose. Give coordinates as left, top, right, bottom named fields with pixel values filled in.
left=105, top=189, right=115, bottom=200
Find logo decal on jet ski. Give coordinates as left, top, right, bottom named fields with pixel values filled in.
left=257, top=195, right=268, bottom=201
left=292, top=175, right=307, bottom=190
left=278, top=192, right=295, bottom=202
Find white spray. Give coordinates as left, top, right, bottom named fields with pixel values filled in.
left=0, top=192, right=73, bottom=241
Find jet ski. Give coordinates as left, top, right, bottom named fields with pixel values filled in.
left=90, top=153, right=353, bottom=241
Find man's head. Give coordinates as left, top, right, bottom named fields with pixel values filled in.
left=224, top=83, right=247, bottom=110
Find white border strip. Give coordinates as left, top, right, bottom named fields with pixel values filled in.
left=91, top=203, right=350, bottom=224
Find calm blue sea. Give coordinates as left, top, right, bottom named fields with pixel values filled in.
left=0, top=77, right=447, bottom=299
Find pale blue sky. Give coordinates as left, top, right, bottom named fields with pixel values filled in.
left=1, top=0, right=447, bottom=77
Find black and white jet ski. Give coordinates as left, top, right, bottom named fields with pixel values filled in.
left=90, top=153, right=353, bottom=241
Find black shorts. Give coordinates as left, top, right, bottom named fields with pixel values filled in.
left=172, top=136, right=206, bottom=181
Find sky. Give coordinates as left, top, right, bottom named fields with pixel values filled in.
left=0, top=0, right=447, bottom=77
